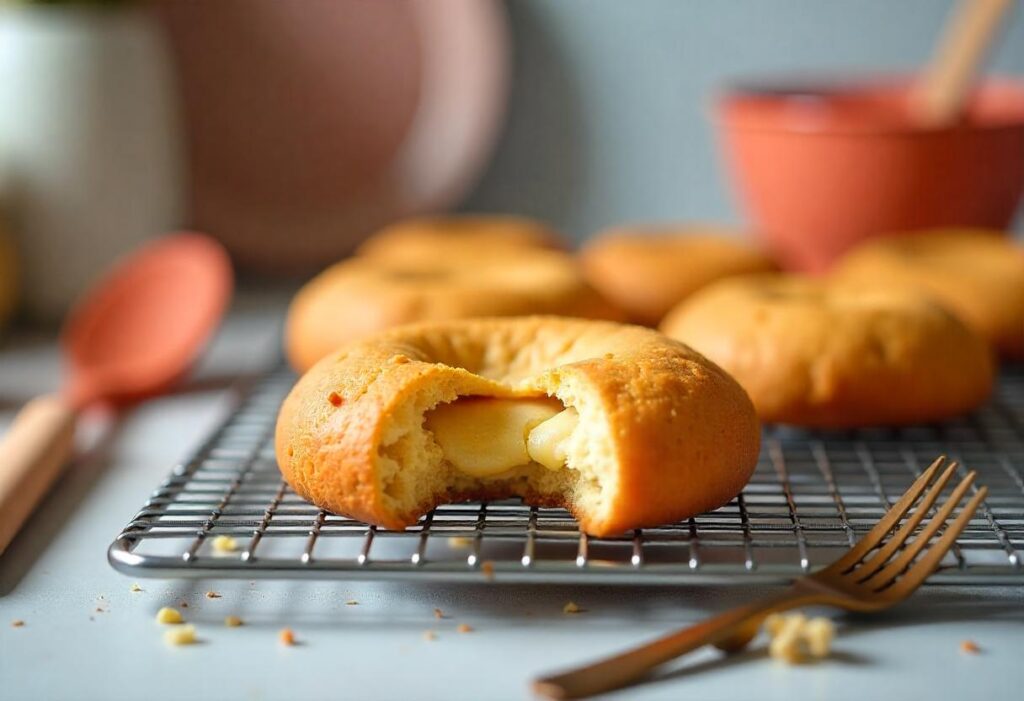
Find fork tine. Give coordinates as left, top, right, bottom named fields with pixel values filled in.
left=822, top=456, right=945, bottom=575
left=880, top=486, right=988, bottom=599
left=851, top=460, right=960, bottom=581
left=861, top=472, right=977, bottom=591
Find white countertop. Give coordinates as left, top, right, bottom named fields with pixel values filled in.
left=1, top=299, right=1022, bottom=701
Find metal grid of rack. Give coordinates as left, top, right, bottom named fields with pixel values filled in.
left=109, top=366, right=1024, bottom=584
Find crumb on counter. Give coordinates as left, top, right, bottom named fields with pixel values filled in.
left=457, top=624, right=473, bottom=634
left=803, top=618, right=835, bottom=658
left=481, top=561, right=495, bottom=581
left=130, top=583, right=143, bottom=593
left=156, top=607, right=183, bottom=624
left=563, top=601, right=583, bottom=615
left=764, top=613, right=834, bottom=664
left=448, top=536, right=473, bottom=549
left=423, top=630, right=437, bottom=642
left=180, top=601, right=189, bottom=608
left=205, top=591, right=221, bottom=599
left=224, top=616, right=243, bottom=627
left=164, top=624, right=197, bottom=646
left=11, top=620, right=25, bottom=628
left=212, top=535, right=239, bottom=553
left=279, top=628, right=296, bottom=646
left=433, top=608, right=445, bottom=620
left=345, top=600, right=359, bottom=606
left=960, top=640, right=981, bottom=654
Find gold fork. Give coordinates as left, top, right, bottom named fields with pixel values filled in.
left=534, top=456, right=987, bottom=700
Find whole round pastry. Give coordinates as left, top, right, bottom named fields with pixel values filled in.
left=580, top=226, right=777, bottom=326
left=660, top=275, right=995, bottom=427
left=833, top=229, right=1024, bottom=358
left=355, top=214, right=565, bottom=263
left=285, top=251, right=623, bottom=371
left=276, top=317, right=761, bottom=537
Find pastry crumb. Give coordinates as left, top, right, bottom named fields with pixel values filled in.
left=212, top=535, right=238, bottom=553
left=433, top=608, right=445, bottom=620
left=164, top=624, right=197, bottom=646
left=448, top=536, right=473, bottom=549
left=224, top=615, right=243, bottom=627
left=960, top=640, right=981, bottom=654
left=180, top=601, right=189, bottom=608
left=156, top=607, right=183, bottom=624
left=345, top=600, right=359, bottom=606
left=130, top=583, right=143, bottom=593
left=423, top=630, right=437, bottom=641
left=563, top=601, right=584, bottom=614
left=205, top=591, right=221, bottom=599
left=11, top=620, right=25, bottom=628
left=764, top=613, right=834, bottom=664
left=481, top=560, right=495, bottom=581
left=457, top=623, right=473, bottom=634
left=279, top=628, right=296, bottom=646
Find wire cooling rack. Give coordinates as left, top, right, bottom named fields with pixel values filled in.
left=109, top=366, right=1024, bottom=585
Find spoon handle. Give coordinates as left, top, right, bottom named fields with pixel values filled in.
left=0, top=395, right=77, bottom=555
left=911, top=0, right=1015, bottom=126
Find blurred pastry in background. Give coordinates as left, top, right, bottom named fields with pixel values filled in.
left=661, top=274, right=994, bottom=427
left=579, top=226, right=776, bottom=326
left=356, top=214, right=565, bottom=263
left=286, top=250, right=622, bottom=371
left=833, top=229, right=1024, bottom=359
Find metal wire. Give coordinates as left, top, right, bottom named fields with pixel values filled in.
left=109, top=366, right=1024, bottom=584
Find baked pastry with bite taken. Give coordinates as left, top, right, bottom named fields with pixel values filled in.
left=276, top=317, right=760, bottom=537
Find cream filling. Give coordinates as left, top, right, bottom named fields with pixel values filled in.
left=424, top=397, right=579, bottom=477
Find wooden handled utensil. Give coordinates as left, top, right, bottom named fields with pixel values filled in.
left=911, top=0, right=1015, bottom=126
left=0, top=233, right=232, bottom=555
left=534, top=456, right=987, bottom=699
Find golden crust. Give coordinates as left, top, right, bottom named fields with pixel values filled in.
left=276, top=317, right=761, bottom=537
left=355, top=215, right=565, bottom=263
left=580, top=227, right=777, bottom=326
left=660, top=275, right=995, bottom=427
left=833, top=229, right=1024, bottom=359
left=285, top=251, right=624, bottom=371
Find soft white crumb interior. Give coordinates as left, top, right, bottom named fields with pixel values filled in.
left=374, top=377, right=617, bottom=522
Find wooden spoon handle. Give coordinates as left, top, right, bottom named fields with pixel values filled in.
left=912, top=0, right=1015, bottom=126
left=0, top=395, right=77, bottom=554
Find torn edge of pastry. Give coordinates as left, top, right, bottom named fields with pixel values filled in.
left=374, top=378, right=617, bottom=530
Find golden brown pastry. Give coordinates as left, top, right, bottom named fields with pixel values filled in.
left=833, top=229, right=1024, bottom=358
left=276, top=317, right=761, bottom=537
left=580, top=226, right=777, bottom=325
left=285, top=251, right=623, bottom=371
left=355, top=214, right=565, bottom=263
left=661, top=275, right=995, bottom=427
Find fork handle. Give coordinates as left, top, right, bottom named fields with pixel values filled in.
left=533, top=587, right=825, bottom=700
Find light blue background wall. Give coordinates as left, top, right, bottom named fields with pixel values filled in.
left=462, top=0, right=1024, bottom=242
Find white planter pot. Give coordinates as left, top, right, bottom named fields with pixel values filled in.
left=0, top=6, right=183, bottom=322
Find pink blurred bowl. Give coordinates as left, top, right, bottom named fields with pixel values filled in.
left=716, top=78, right=1024, bottom=272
